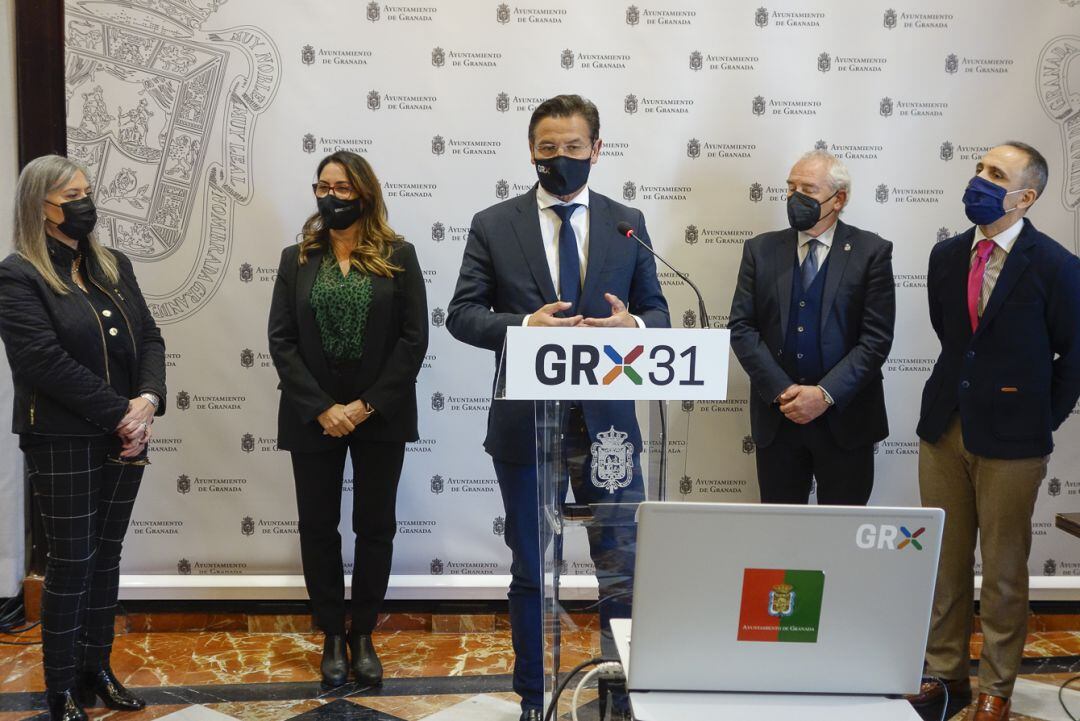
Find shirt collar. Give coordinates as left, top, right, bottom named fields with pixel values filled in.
left=45, top=234, right=82, bottom=265
left=973, top=216, right=1024, bottom=253
left=537, top=183, right=591, bottom=211
left=798, top=219, right=837, bottom=250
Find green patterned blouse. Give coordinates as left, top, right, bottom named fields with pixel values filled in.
left=310, top=254, right=374, bottom=361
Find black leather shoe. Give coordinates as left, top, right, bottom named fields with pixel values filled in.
left=45, top=689, right=88, bottom=721
left=320, top=633, right=349, bottom=688
left=76, top=667, right=145, bottom=711
left=905, top=676, right=972, bottom=718
left=349, top=632, right=383, bottom=686
left=519, top=709, right=541, bottom=721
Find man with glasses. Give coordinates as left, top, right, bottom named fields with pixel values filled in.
left=448, top=94, right=669, bottom=721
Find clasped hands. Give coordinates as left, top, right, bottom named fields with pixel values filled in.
left=115, top=396, right=155, bottom=458
left=527, top=293, right=636, bottom=328
left=776, top=384, right=830, bottom=425
left=317, top=399, right=375, bottom=437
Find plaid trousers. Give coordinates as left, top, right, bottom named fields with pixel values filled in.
left=25, top=436, right=145, bottom=692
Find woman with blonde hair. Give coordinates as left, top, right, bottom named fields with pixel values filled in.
left=0, top=155, right=165, bottom=721
left=268, top=151, right=427, bottom=688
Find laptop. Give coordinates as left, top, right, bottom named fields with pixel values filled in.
left=625, top=502, right=944, bottom=696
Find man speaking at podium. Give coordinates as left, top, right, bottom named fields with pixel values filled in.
left=447, top=94, right=669, bottom=721
left=729, top=150, right=895, bottom=505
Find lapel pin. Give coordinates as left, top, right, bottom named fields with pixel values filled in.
left=844, top=243, right=851, bottom=251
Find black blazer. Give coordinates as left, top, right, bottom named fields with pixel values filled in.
left=268, top=240, right=428, bottom=452
left=917, top=219, right=1080, bottom=459
left=728, top=220, right=895, bottom=450
left=446, top=188, right=670, bottom=465
left=0, top=239, right=166, bottom=438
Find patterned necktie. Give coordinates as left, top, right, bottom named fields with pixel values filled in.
left=551, top=203, right=583, bottom=312
left=967, top=238, right=996, bottom=332
left=801, top=238, right=821, bottom=291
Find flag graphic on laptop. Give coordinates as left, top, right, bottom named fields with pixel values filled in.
left=737, top=568, right=825, bottom=643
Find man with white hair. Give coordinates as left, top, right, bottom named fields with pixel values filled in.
left=729, top=150, right=895, bottom=504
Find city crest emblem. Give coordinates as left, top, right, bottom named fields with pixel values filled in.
left=240, top=348, right=254, bottom=368
left=241, top=433, right=255, bottom=453
left=1046, top=559, right=1058, bottom=576
left=626, top=5, right=640, bottom=25
left=875, top=184, right=890, bottom=204
left=496, top=92, right=510, bottom=113
left=742, top=435, right=756, bottom=455
left=755, top=7, right=769, bottom=27
left=176, top=390, right=191, bottom=411
left=768, top=583, right=796, bottom=617
left=431, top=221, right=445, bottom=242
left=430, top=558, right=444, bottom=575
left=679, top=475, right=693, bottom=495
left=623, top=181, right=636, bottom=202
left=682, top=309, right=697, bottom=328
left=496, top=3, right=511, bottom=24
left=817, top=52, right=831, bottom=73
left=883, top=8, right=897, bottom=29
left=367, top=90, right=381, bottom=110
left=301, top=44, right=315, bottom=65
left=430, top=307, right=446, bottom=327
left=561, top=49, right=575, bottom=69
left=241, top=515, right=255, bottom=536
left=176, top=474, right=191, bottom=494
left=752, top=95, right=766, bottom=116
left=1049, top=477, right=1062, bottom=497
left=936, top=227, right=951, bottom=243
left=367, top=2, right=381, bottom=21
left=496, top=179, right=510, bottom=199
left=749, top=182, right=764, bottom=203
left=431, top=135, right=446, bottom=156
left=590, top=426, right=634, bottom=494
left=684, top=224, right=698, bottom=245
left=431, top=392, right=445, bottom=411
left=689, top=50, right=703, bottom=71
left=65, top=3, right=280, bottom=324
left=177, top=558, right=192, bottom=575
left=687, top=138, right=701, bottom=159
left=431, top=46, right=445, bottom=68
left=814, top=139, right=828, bottom=151
left=945, top=53, right=959, bottom=74
left=681, top=400, right=695, bottom=413
left=302, top=133, right=316, bottom=153
left=239, top=262, right=253, bottom=283
left=430, top=474, right=445, bottom=494
left=940, top=141, right=954, bottom=161
left=493, top=516, right=505, bottom=536
left=879, top=97, right=893, bottom=117
left=624, top=93, right=639, bottom=115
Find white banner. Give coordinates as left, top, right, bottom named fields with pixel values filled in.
left=55, top=0, right=1080, bottom=597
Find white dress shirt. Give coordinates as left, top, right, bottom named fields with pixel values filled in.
left=797, top=219, right=838, bottom=267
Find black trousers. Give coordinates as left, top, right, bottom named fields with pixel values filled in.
left=755, top=417, right=874, bottom=505
left=25, top=436, right=145, bottom=692
left=290, top=438, right=405, bottom=635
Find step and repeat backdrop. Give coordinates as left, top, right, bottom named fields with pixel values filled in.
left=61, top=0, right=1080, bottom=594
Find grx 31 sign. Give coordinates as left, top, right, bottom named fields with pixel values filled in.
left=502, top=328, right=730, bottom=400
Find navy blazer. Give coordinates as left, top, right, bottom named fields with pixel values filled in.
left=446, top=187, right=670, bottom=465
left=728, top=220, right=895, bottom=450
left=917, top=219, right=1080, bottom=459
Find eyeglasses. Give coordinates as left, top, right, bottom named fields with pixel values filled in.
left=312, top=183, right=358, bottom=200
left=533, top=141, right=595, bottom=160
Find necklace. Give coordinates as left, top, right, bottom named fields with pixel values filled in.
left=71, top=254, right=87, bottom=292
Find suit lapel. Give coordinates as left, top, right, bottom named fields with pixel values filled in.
left=819, top=221, right=853, bottom=327
left=295, top=246, right=331, bottom=379
left=580, top=190, right=611, bottom=314
left=510, top=188, right=558, bottom=304
left=974, top=220, right=1034, bottom=338
left=941, top=228, right=976, bottom=340
left=774, top=229, right=798, bottom=336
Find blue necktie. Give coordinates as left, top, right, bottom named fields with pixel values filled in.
left=801, top=238, right=821, bottom=291
left=551, top=203, right=582, bottom=312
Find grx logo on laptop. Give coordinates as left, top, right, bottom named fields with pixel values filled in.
left=856, top=524, right=926, bottom=550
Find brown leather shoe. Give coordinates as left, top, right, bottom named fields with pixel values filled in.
left=905, top=676, right=972, bottom=709
left=969, top=693, right=1010, bottom=720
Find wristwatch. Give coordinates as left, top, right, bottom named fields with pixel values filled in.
left=140, top=392, right=160, bottom=410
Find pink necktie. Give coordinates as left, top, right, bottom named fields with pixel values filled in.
left=967, top=238, right=996, bottom=332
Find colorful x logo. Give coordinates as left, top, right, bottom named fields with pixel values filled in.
left=897, top=526, right=925, bottom=551
left=602, top=345, right=644, bottom=385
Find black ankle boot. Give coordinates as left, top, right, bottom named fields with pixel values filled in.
left=320, top=633, right=349, bottom=687
left=45, top=689, right=88, bottom=721
left=349, top=632, right=383, bottom=686
left=76, top=667, right=145, bottom=711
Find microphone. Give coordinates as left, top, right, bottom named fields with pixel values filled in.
left=616, top=221, right=710, bottom=329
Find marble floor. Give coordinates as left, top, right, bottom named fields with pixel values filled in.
left=4, top=623, right=1080, bottom=720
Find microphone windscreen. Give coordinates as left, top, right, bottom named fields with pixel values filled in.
left=615, top=221, right=635, bottom=237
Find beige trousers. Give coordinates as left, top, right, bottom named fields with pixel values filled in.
left=919, top=415, right=1047, bottom=697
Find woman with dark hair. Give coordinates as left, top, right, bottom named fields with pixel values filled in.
left=0, top=154, right=166, bottom=721
left=268, top=151, right=428, bottom=688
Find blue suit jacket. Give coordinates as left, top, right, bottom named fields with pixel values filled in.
left=728, top=220, right=895, bottom=449
left=447, top=187, right=670, bottom=465
left=917, top=219, right=1080, bottom=458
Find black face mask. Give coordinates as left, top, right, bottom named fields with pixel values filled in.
left=48, top=196, right=98, bottom=238
left=317, top=195, right=363, bottom=230
left=786, top=190, right=838, bottom=232
left=534, top=155, right=592, bottom=197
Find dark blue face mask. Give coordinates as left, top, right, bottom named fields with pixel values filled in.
left=962, top=176, right=1028, bottom=226
left=534, top=154, right=592, bottom=197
